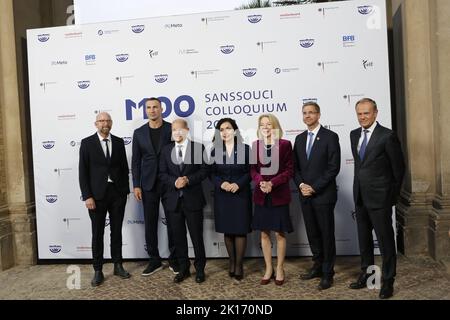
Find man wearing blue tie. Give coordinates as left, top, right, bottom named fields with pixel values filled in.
left=293, top=102, right=341, bottom=290
left=349, top=98, right=405, bottom=299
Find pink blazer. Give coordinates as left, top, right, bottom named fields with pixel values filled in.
left=251, top=139, right=293, bottom=206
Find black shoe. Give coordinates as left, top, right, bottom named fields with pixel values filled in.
left=142, top=262, right=163, bottom=276
left=169, top=264, right=180, bottom=275
left=379, top=282, right=394, bottom=299
left=228, top=271, right=235, bottom=278
left=318, top=277, right=333, bottom=290
left=300, top=268, right=323, bottom=280
left=91, top=271, right=104, bottom=287
left=349, top=272, right=370, bottom=290
left=174, top=270, right=191, bottom=283
left=114, top=263, right=131, bottom=279
left=195, top=270, right=205, bottom=283
left=234, top=263, right=243, bottom=281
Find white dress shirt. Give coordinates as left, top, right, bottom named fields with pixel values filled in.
left=97, top=133, right=113, bottom=182
left=357, top=121, right=378, bottom=153
left=305, top=124, right=322, bottom=154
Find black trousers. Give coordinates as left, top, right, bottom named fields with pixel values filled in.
left=89, top=183, right=127, bottom=271
left=142, top=181, right=176, bottom=266
left=301, top=200, right=336, bottom=277
left=355, top=202, right=397, bottom=283
left=167, top=198, right=206, bottom=273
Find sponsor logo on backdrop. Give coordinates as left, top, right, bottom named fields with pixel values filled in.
left=77, top=81, right=90, bottom=89
left=343, top=35, right=356, bottom=47
left=76, top=246, right=91, bottom=252
left=131, top=25, right=145, bottom=33
left=318, top=6, right=339, bottom=17
left=346, top=159, right=355, bottom=165
left=40, top=82, right=57, bottom=92
left=243, top=68, right=257, bottom=77
left=204, top=89, right=288, bottom=122
left=191, top=69, right=220, bottom=79
left=363, top=59, right=374, bottom=69
left=323, top=124, right=345, bottom=131
left=64, top=32, right=82, bottom=39
left=94, top=109, right=113, bottom=115
left=179, top=48, right=199, bottom=55
left=299, top=39, right=315, bottom=48
left=220, top=45, right=235, bottom=54
left=85, top=54, right=96, bottom=65
left=126, top=96, right=196, bottom=120
left=42, top=141, right=55, bottom=149
left=54, top=168, right=72, bottom=176
left=164, top=23, right=183, bottom=29
left=302, top=98, right=318, bottom=104
left=116, top=75, right=134, bottom=86
left=51, top=60, right=68, bottom=66
left=127, top=220, right=144, bottom=225
left=201, top=16, right=230, bottom=25
left=317, top=61, right=339, bottom=72
left=63, top=218, right=81, bottom=229
left=280, top=12, right=301, bottom=19
left=116, top=54, right=129, bottom=62
left=285, top=129, right=303, bottom=136
left=49, top=245, right=62, bottom=254
left=69, top=141, right=81, bottom=147
left=123, top=137, right=132, bottom=145
left=57, top=114, right=76, bottom=121
left=98, top=29, right=119, bottom=36
left=274, top=67, right=300, bottom=74
left=344, top=94, right=365, bottom=105
left=148, top=49, right=159, bottom=58
left=46, top=195, right=58, bottom=203
left=257, top=41, right=277, bottom=52
left=38, top=34, right=50, bottom=42
left=358, top=5, right=374, bottom=15
left=248, top=14, right=262, bottom=23
left=154, top=74, right=168, bottom=83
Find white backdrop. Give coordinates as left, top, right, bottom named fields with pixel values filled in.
left=28, top=0, right=392, bottom=260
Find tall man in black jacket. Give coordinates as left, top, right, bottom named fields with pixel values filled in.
left=159, top=119, right=209, bottom=283
left=79, top=112, right=131, bottom=287
left=293, top=102, right=341, bottom=290
left=132, top=97, right=177, bottom=276
left=349, top=98, right=405, bottom=299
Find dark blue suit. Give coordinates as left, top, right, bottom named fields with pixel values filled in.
left=159, top=141, right=209, bottom=273
left=293, top=126, right=341, bottom=276
left=131, top=120, right=175, bottom=265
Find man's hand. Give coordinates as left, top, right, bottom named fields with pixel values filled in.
left=175, top=176, right=189, bottom=189
left=85, top=197, right=96, bottom=210
left=300, top=183, right=315, bottom=197
left=221, top=181, right=231, bottom=191
left=134, top=187, right=142, bottom=201
left=229, top=183, right=240, bottom=193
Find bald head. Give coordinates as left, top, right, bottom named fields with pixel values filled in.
left=171, top=118, right=189, bottom=143
left=95, top=112, right=113, bottom=138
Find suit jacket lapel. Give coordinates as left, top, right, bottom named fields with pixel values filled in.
left=94, top=133, right=108, bottom=164
left=361, top=123, right=381, bottom=164
left=307, top=127, right=323, bottom=163
left=299, top=132, right=308, bottom=164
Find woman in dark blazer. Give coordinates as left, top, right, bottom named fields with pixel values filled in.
left=251, top=114, right=293, bottom=286
left=211, top=118, right=252, bottom=280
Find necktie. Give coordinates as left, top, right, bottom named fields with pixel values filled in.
left=359, top=129, right=369, bottom=160
left=306, top=132, right=314, bottom=160
left=103, top=138, right=111, bottom=164
left=177, top=145, right=184, bottom=171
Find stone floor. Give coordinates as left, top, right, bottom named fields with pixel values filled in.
left=0, top=255, right=449, bottom=300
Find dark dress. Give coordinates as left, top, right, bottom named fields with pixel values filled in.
left=251, top=145, right=293, bottom=233
left=211, top=143, right=252, bottom=235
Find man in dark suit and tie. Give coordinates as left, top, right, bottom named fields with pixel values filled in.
left=131, top=97, right=177, bottom=276
left=79, top=112, right=131, bottom=287
left=293, top=102, right=341, bottom=290
left=349, top=98, right=405, bottom=299
left=159, top=119, right=209, bottom=283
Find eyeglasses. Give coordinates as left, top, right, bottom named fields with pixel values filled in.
left=96, top=119, right=112, bottom=123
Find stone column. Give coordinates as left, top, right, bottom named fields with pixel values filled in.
left=429, top=0, right=450, bottom=261
left=0, top=0, right=36, bottom=268
left=394, top=0, right=436, bottom=256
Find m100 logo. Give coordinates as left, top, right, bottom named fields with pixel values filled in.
left=125, top=95, right=195, bottom=120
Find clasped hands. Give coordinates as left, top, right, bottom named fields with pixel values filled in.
left=259, top=181, right=273, bottom=194
left=221, top=182, right=240, bottom=193
left=300, top=183, right=315, bottom=197
left=175, top=176, right=189, bottom=189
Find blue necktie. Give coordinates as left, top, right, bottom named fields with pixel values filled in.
left=306, top=132, right=314, bottom=160
left=359, top=129, right=369, bottom=160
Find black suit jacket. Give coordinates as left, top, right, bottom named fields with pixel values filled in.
left=293, top=126, right=341, bottom=205
left=159, top=141, right=209, bottom=212
left=79, top=133, right=130, bottom=201
left=131, top=120, right=172, bottom=191
left=350, top=123, right=405, bottom=209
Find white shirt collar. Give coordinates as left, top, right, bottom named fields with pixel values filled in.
left=175, top=138, right=189, bottom=150
left=97, top=133, right=111, bottom=142
left=309, top=124, right=321, bottom=136
left=361, top=121, right=377, bottom=133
